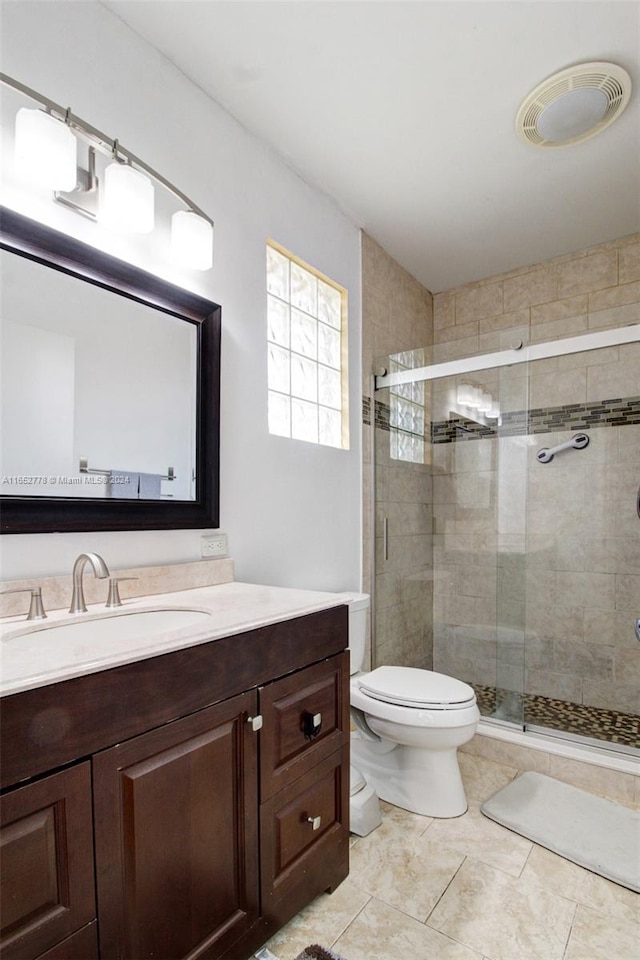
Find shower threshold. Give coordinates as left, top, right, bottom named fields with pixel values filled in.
left=471, top=683, right=639, bottom=752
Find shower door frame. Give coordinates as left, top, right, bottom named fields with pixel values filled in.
left=374, top=325, right=640, bottom=393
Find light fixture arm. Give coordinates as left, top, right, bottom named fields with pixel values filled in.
left=1, top=71, right=213, bottom=228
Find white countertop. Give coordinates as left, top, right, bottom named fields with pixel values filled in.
left=0, top=581, right=349, bottom=698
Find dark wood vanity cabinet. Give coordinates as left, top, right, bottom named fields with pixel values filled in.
left=0, top=605, right=349, bottom=960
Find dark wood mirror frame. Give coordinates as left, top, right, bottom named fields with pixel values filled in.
left=0, top=207, right=220, bottom=533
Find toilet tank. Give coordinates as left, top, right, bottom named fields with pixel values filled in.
left=337, top=593, right=370, bottom=675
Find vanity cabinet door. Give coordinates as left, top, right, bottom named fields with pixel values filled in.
left=92, top=690, right=259, bottom=960
left=0, top=763, right=95, bottom=960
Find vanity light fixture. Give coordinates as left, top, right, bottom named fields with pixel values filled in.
left=457, top=382, right=500, bottom=421
left=3, top=72, right=213, bottom=268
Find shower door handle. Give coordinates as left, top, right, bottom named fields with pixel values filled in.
left=383, top=517, right=389, bottom=561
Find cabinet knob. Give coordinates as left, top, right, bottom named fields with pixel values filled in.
left=247, top=714, right=263, bottom=732
left=302, top=711, right=322, bottom=739
left=306, top=815, right=322, bottom=831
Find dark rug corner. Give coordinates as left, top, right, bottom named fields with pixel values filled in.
left=294, top=946, right=346, bottom=960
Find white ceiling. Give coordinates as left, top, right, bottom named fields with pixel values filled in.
left=104, top=1, right=640, bottom=292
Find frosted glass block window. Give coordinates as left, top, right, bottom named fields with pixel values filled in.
left=268, top=295, right=289, bottom=347
left=291, top=308, right=317, bottom=359
left=389, top=348, right=427, bottom=464
left=268, top=391, right=290, bottom=438
left=266, top=240, right=348, bottom=448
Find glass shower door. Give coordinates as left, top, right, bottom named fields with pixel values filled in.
left=373, top=325, right=639, bottom=749
left=374, top=347, right=529, bottom=727
left=522, top=339, right=640, bottom=748
left=373, top=349, right=433, bottom=672
left=429, top=361, right=528, bottom=727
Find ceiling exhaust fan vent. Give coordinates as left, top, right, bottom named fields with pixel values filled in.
left=516, top=62, right=632, bottom=148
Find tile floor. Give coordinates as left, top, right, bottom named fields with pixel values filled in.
left=264, top=753, right=640, bottom=960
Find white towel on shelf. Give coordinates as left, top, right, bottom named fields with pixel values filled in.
left=138, top=472, right=163, bottom=499
left=107, top=471, right=139, bottom=498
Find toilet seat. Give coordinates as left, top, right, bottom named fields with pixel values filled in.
left=358, top=666, right=476, bottom=710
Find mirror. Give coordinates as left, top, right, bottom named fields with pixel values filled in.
left=0, top=207, right=220, bottom=533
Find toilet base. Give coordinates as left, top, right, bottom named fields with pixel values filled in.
left=350, top=779, right=382, bottom=837
left=351, top=737, right=468, bottom=818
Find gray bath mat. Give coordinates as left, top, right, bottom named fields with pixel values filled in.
left=481, top=771, right=640, bottom=892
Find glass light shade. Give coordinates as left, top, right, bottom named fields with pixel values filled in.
left=101, top=162, right=154, bottom=233
left=457, top=383, right=473, bottom=406
left=15, top=108, right=77, bottom=191
left=467, top=386, right=481, bottom=409
left=171, top=211, right=213, bottom=270
left=477, top=390, right=493, bottom=414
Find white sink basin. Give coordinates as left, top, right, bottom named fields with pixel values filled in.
left=0, top=607, right=215, bottom=688
left=4, top=608, right=213, bottom=644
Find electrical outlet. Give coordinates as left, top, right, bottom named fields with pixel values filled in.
left=200, top=533, right=228, bottom=558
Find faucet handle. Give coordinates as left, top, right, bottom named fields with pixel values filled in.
left=0, top=587, right=47, bottom=621
left=105, top=577, right=138, bottom=608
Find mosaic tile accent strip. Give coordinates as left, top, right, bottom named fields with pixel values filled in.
left=374, top=397, right=391, bottom=431
left=431, top=396, right=640, bottom=444
left=365, top=395, right=640, bottom=442
left=472, top=683, right=640, bottom=750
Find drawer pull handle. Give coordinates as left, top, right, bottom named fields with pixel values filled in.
left=307, top=815, right=322, bottom=831
left=302, top=711, right=322, bottom=740
left=247, top=715, right=263, bottom=732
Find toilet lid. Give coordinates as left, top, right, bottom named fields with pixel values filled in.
left=350, top=765, right=367, bottom=796
left=359, top=666, right=476, bottom=708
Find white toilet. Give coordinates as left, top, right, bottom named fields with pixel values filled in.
left=344, top=594, right=383, bottom=837
left=343, top=593, right=479, bottom=819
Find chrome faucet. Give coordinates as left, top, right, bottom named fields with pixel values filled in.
left=69, top=553, right=110, bottom=614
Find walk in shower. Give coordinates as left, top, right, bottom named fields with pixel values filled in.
left=371, top=324, right=640, bottom=753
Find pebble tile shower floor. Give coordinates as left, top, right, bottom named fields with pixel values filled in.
left=472, top=684, right=640, bottom=749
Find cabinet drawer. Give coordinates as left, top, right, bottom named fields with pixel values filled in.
left=259, top=651, right=349, bottom=800
left=0, top=763, right=95, bottom=960
left=260, top=748, right=349, bottom=913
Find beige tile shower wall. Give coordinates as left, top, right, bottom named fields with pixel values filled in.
left=432, top=235, right=640, bottom=715
left=361, top=233, right=433, bottom=670
left=525, top=411, right=640, bottom=714
left=433, top=234, right=640, bottom=362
